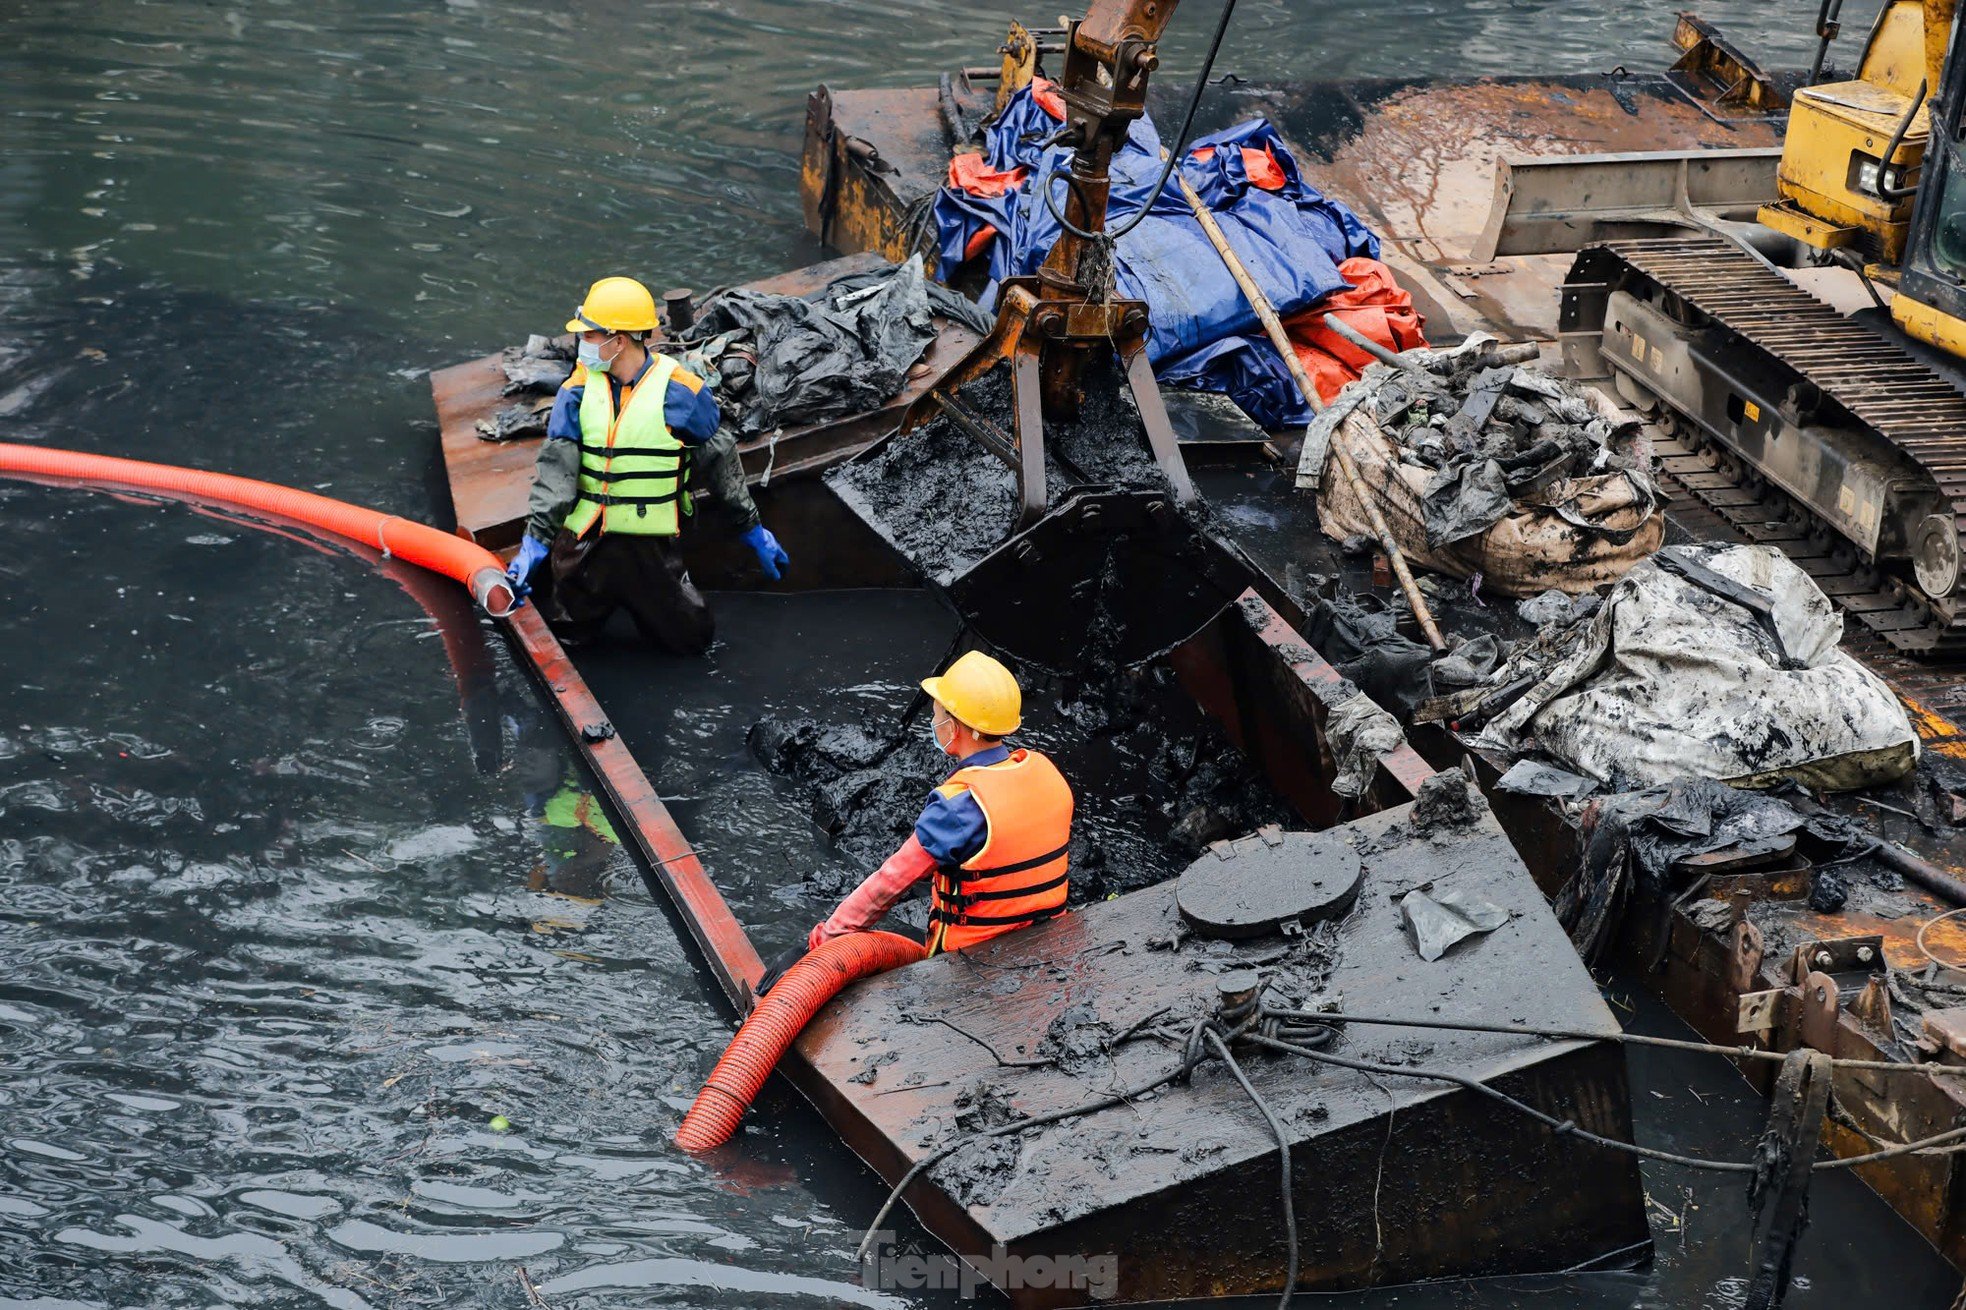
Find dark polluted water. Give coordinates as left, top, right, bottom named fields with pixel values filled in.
left=0, top=0, right=1959, bottom=1306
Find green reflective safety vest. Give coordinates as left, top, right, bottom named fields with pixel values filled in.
left=563, top=353, right=692, bottom=538
left=541, top=785, right=620, bottom=848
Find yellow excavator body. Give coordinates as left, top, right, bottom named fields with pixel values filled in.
left=1757, top=0, right=1937, bottom=263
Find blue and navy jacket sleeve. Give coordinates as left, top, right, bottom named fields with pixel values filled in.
left=912, top=745, right=1012, bottom=868
left=914, top=788, right=990, bottom=868
left=545, top=382, right=584, bottom=443
left=663, top=365, right=721, bottom=446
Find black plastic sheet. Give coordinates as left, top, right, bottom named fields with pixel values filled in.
left=1420, top=457, right=1512, bottom=547
left=1304, top=595, right=1434, bottom=719
left=1556, top=778, right=1805, bottom=963
left=681, top=257, right=991, bottom=435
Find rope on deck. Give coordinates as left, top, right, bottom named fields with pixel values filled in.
left=856, top=977, right=1966, bottom=1305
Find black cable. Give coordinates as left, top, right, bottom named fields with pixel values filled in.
left=1263, top=1006, right=1966, bottom=1080
left=852, top=987, right=1966, bottom=1295
left=1205, top=1029, right=1298, bottom=1307
left=1808, top=0, right=1844, bottom=85
left=1254, top=1007, right=1966, bottom=1173
left=1246, top=1031, right=1759, bottom=1173
left=1039, top=0, right=1240, bottom=246
left=1876, top=79, right=1927, bottom=200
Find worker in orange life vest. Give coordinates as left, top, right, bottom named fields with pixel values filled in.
left=756, top=651, right=1074, bottom=993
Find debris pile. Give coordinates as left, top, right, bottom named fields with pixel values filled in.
left=678, top=255, right=991, bottom=437
left=824, top=365, right=1021, bottom=586
left=749, top=658, right=1292, bottom=910
left=1555, top=777, right=1808, bottom=962
left=1409, top=766, right=1486, bottom=835
left=1302, top=335, right=1662, bottom=596
left=475, top=334, right=573, bottom=442
left=474, top=259, right=990, bottom=449
left=826, top=355, right=1173, bottom=587
left=1305, top=594, right=1434, bottom=719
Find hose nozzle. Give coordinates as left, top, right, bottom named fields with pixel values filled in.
left=470, top=567, right=517, bottom=618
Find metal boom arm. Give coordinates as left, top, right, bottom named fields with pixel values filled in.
left=901, top=0, right=1196, bottom=528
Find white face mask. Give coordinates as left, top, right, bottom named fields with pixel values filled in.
left=577, top=336, right=619, bottom=374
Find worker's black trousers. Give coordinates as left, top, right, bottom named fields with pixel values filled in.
left=542, top=529, right=715, bottom=655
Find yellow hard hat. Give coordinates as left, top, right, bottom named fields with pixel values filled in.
left=565, top=276, right=659, bottom=334
left=921, top=650, right=1021, bottom=736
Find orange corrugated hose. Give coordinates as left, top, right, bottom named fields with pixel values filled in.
left=675, top=931, right=926, bottom=1151
left=0, top=443, right=515, bottom=616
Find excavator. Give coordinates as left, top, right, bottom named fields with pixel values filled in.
left=1559, top=0, right=1966, bottom=654
left=845, top=0, right=1966, bottom=669
left=826, top=0, right=1252, bottom=671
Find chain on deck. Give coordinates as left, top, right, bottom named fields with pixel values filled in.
left=1580, top=237, right=1966, bottom=657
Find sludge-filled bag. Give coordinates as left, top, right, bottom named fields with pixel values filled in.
left=1300, top=335, right=1663, bottom=597
left=1469, top=543, right=1919, bottom=792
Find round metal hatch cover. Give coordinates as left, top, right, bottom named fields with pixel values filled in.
left=1176, top=828, right=1364, bottom=939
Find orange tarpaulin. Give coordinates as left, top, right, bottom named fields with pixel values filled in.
left=945, top=154, right=1032, bottom=261
left=947, top=152, right=1030, bottom=198
left=1189, top=143, right=1287, bottom=191
left=1030, top=76, right=1066, bottom=121
left=963, top=224, right=999, bottom=261
left=1285, top=257, right=1428, bottom=403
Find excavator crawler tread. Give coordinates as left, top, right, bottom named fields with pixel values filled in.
left=1566, top=236, right=1966, bottom=657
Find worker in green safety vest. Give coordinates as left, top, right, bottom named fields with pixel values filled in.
left=514, top=720, right=622, bottom=898
left=532, top=776, right=620, bottom=899
left=507, top=275, right=789, bottom=652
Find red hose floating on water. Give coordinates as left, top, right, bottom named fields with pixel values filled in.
left=676, top=931, right=926, bottom=1151
left=0, top=442, right=515, bottom=616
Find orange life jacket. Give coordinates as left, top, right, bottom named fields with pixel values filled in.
left=926, top=748, right=1073, bottom=955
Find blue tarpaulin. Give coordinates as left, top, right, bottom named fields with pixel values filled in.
left=932, top=82, right=1383, bottom=427
left=1156, top=333, right=1318, bottom=429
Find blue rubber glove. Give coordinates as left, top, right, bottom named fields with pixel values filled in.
left=507, top=535, right=550, bottom=600
left=741, top=523, right=789, bottom=581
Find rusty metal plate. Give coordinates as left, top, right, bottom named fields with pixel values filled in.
left=1799, top=970, right=1842, bottom=1055
left=1176, top=827, right=1364, bottom=938
left=1727, top=919, right=1766, bottom=993
left=1921, top=1007, right=1966, bottom=1063
left=1790, top=934, right=1886, bottom=984
left=1737, top=987, right=1783, bottom=1034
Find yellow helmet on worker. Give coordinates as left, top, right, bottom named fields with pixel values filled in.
left=921, top=650, right=1021, bottom=737
left=566, top=276, right=659, bottom=334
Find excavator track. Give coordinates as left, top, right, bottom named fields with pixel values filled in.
left=1562, top=236, right=1966, bottom=657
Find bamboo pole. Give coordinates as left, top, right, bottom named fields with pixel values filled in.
left=1164, top=154, right=1448, bottom=651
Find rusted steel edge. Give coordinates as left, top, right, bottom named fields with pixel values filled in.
left=1657, top=901, right=1966, bottom=1261
left=502, top=605, right=762, bottom=1006
left=1240, top=589, right=1438, bottom=798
